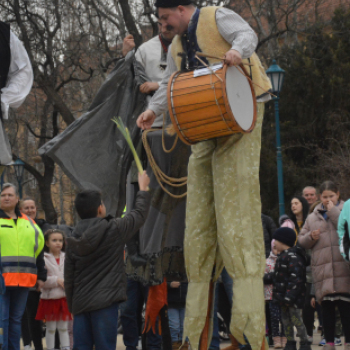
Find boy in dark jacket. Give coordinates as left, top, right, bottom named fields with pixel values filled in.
left=272, top=227, right=311, bottom=350
left=64, top=171, right=150, bottom=350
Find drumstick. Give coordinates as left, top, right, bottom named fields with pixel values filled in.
left=234, top=65, right=277, bottom=98
left=196, top=52, right=254, bottom=66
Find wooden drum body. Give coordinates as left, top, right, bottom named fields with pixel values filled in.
left=167, top=64, right=257, bottom=145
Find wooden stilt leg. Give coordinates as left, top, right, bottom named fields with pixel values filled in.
left=160, top=305, right=172, bottom=350
left=199, top=281, right=215, bottom=350
left=260, top=335, right=266, bottom=350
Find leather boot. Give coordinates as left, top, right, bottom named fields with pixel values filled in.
left=222, top=334, right=240, bottom=350
left=172, top=341, right=182, bottom=350
left=180, top=341, right=190, bottom=350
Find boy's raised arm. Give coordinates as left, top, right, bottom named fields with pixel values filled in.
left=114, top=171, right=151, bottom=243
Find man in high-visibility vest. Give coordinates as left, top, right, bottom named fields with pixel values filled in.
left=0, top=183, right=45, bottom=350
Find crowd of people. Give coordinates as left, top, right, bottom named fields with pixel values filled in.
left=2, top=172, right=350, bottom=350
left=1, top=1, right=349, bottom=350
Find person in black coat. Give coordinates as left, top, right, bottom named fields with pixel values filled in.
left=65, top=172, right=150, bottom=350
left=272, top=227, right=311, bottom=350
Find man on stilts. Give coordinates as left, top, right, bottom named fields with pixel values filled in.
left=137, top=1, right=272, bottom=350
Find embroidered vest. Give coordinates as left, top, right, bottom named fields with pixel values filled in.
left=171, top=7, right=272, bottom=99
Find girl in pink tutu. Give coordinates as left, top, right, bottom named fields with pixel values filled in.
left=36, top=229, right=72, bottom=350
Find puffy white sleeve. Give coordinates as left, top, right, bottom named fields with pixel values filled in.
left=1, top=31, right=33, bottom=119
left=148, top=44, right=177, bottom=116
left=216, top=8, right=258, bottom=59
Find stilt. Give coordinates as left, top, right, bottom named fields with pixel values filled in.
left=199, top=281, right=215, bottom=350
left=160, top=305, right=172, bottom=350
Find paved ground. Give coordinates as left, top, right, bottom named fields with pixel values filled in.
left=114, top=329, right=331, bottom=349
left=22, top=324, right=334, bottom=349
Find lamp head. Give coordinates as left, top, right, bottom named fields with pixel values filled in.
left=266, top=59, right=285, bottom=96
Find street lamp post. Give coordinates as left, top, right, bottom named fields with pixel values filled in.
left=13, top=158, right=25, bottom=198
left=266, top=60, right=286, bottom=216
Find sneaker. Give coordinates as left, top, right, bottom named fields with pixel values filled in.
left=307, top=336, right=313, bottom=344
left=284, top=340, right=297, bottom=350
left=299, top=341, right=312, bottom=350
left=319, top=339, right=326, bottom=346
left=24, top=346, right=32, bottom=350
left=334, top=338, right=342, bottom=346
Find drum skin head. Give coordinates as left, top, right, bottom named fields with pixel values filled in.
left=225, top=66, right=255, bottom=131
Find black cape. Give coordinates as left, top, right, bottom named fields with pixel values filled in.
left=39, top=53, right=148, bottom=217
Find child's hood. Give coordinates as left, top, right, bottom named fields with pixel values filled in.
left=67, top=217, right=110, bottom=257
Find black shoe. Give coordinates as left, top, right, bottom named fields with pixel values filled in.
left=284, top=340, right=297, bottom=350
left=299, top=341, right=312, bottom=350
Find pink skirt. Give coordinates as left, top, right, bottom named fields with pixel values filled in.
left=36, top=298, right=72, bottom=321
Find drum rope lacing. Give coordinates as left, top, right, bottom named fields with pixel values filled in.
left=142, top=112, right=188, bottom=199
left=196, top=54, right=248, bottom=134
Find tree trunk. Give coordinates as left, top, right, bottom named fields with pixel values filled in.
left=119, top=0, right=143, bottom=48
left=38, top=156, right=58, bottom=224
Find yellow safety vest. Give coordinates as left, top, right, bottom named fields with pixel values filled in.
left=0, top=212, right=44, bottom=287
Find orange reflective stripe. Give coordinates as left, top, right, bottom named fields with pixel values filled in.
left=3, top=272, right=37, bottom=287
left=19, top=213, right=31, bottom=222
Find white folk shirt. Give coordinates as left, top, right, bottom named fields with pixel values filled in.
left=135, top=35, right=168, bottom=127
left=0, top=30, right=33, bottom=165
left=1, top=31, right=33, bottom=120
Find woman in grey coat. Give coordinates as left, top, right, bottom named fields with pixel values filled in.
left=298, top=181, right=350, bottom=350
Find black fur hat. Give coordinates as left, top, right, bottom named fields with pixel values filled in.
left=154, top=0, right=192, bottom=8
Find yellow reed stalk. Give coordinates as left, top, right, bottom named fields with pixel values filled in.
left=112, top=117, right=143, bottom=174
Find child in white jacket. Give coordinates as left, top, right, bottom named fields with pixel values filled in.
left=36, top=229, right=71, bottom=350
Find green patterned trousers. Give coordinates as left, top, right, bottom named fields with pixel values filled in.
left=281, top=305, right=308, bottom=342
left=183, top=103, right=266, bottom=350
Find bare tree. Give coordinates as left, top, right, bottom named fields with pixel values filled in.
left=0, top=0, right=119, bottom=222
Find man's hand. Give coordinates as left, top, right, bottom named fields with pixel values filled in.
left=36, top=280, right=44, bottom=292
left=170, top=281, right=181, bottom=288
left=58, top=278, right=65, bottom=290
left=311, top=229, right=321, bottom=241
left=138, top=171, right=150, bottom=191
left=136, top=109, right=156, bottom=130
left=122, top=34, right=135, bottom=57
left=223, top=49, right=242, bottom=67
left=140, top=82, right=160, bottom=94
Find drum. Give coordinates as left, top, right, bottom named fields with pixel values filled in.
left=167, top=64, right=257, bottom=145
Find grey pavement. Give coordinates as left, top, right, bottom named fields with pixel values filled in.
left=22, top=324, right=335, bottom=350
left=115, top=329, right=331, bottom=350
